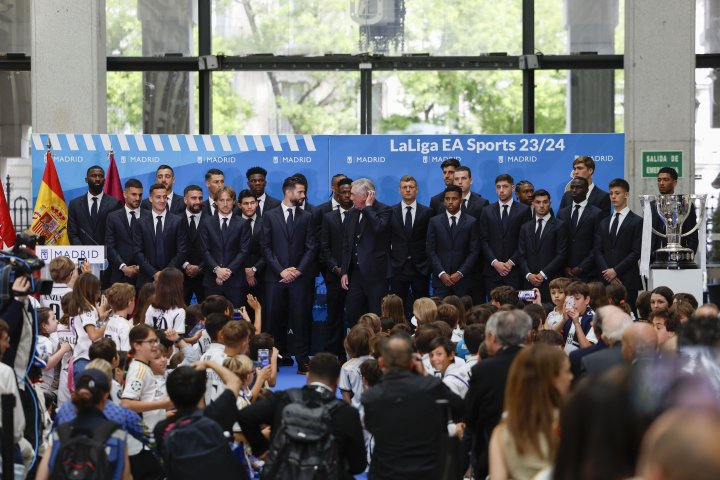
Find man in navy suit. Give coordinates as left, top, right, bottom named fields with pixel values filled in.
left=312, top=173, right=348, bottom=228
left=181, top=185, right=206, bottom=304
left=557, top=176, right=603, bottom=282
left=201, top=168, right=224, bottom=217
left=320, top=177, right=353, bottom=358
left=479, top=174, right=531, bottom=291
left=199, top=186, right=251, bottom=307
left=517, top=189, right=567, bottom=301
left=238, top=189, right=265, bottom=324
left=68, top=165, right=122, bottom=246
left=132, top=183, right=187, bottom=289
left=559, top=156, right=611, bottom=218
left=430, top=158, right=461, bottom=214
left=434, top=166, right=489, bottom=218
left=426, top=185, right=479, bottom=297
left=650, top=166, right=698, bottom=263
left=247, top=166, right=281, bottom=217
left=390, top=175, right=431, bottom=311
left=140, top=165, right=185, bottom=215
left=595, top=178, right=643, bottom=309
left=105, top=179, right=146, bottom=286
left=341, top=178, right=392, bottom=327
left=261, top=176, right=317, bottom=373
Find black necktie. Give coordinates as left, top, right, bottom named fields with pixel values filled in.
left=155, top=216, right=165, bottom=266
left=189, top=215, right=197, bottom=237
left=461, top=199, right=467, bottom=213
left=610, top=212, right=621, bottom=242
left=165, top=198, right=170, bottom=212
left=404, top=206, right=412, bottom=234
left=212, top=202, right=217, bottom=215
left=286, top=208, right=294, bottom=236
left=501, top=204, right=509, bottom=229
left=222, top=217, right=228, bottom=235
left=535, top=218, right=543, bottom=243
left=341, top=211, right=346, bottom=225
left=450, top=215, right=457, bottom=236
left=248, top=217, right=254, bottom=235
left=571, top=204, right=581, bottom=228
left=90, top=197, right=98, bottom=225
left=129, top=210, right=137, bottom=229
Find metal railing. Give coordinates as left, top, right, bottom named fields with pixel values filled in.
left=5, top=175, right=32, bottom=234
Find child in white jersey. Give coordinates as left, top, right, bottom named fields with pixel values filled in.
left=41, top=256, right=78, bottom=319
left=339, top=325, right=373, bottom=412
left=144, top=268, right=186, bottom=333
left=53, top=294, right=75, bottom=408
left=36, top=307, right=71, bottom=396
left=544, top=277, right=571, bottom=331
left=201, top=318, right=251, bottom=404
left=67, top=273, right=111, bottom=383
left=104, top=283, right=135, bottom=355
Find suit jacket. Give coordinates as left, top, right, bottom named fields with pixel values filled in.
left=465, top=345, right=522, bottom=476
left=430, top=190, right=446, bottom=215
left=320, top=209, right=346, bottom=281
left=105, top=208, right=149, bottom=284
left=140, top=192, right=185, bottom=215
left=244, top=216, right=265, bottom=273
left=132, top=212, right=187, bottom=286
left=390, top=202, right=432, bottom=276
left=434, top=191, right=489, bottom=219
left=581, top=344, right=624, bottom=377
left=479, top=201, right=531, bottom=277
left=426, top=213, right=479, bottom=287
left=341, top=202, right=393, bottom=280
left=260, top=205, right=317, bottom=282
left=557, top=203, right=603, bottom=278
left=517, top=216, right=567, bottom=280
left=237, top=385, right=367, bottom=480
left=178, top=211, right=205, bottom=270
left=201, top=198, right=215, bottom=217
left=560, top=185, right=611, bottom=218
left=363, top=369, right=464, bottom=480
left=259, top=194, right=281, bottom=217
left=594, top=210, right=643, bottom=291
left=68, top=193, right=122, bottom=245
left=199, top=214, right=251, bottom=287
left=650, top=200, right=699, bottom=258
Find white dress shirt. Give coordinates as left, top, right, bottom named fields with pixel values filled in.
left=125, top=205, right=139, bottom=226
left=87, top=191, right=104, bottom=215
left=609, top=206, right=630, bottom=233
left=401, top=200, right=418, bottom=227
left=440, top=210, right=463, bottom=278
left=571, top=198, right=589, bottom=223
left=257, top=193, right=267, bottom=214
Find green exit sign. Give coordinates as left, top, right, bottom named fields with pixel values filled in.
left=642, top=151, right=683, bottom=178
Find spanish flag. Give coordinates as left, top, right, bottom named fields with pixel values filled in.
left=31, top=149, right=70, bottom=245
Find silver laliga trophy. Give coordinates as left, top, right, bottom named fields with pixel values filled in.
left=640, top=194, right=706, bottom=269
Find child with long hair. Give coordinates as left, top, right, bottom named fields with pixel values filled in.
left=145, top=268, right=186, bottom=333
left=67, top=273, right=111, bottom=383
left=54, top=293, right=75, bottom=407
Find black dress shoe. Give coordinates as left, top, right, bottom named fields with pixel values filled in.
left=278, top=355, right=295, bottom=367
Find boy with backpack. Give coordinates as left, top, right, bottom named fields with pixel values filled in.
left=237, top=352, right=367, bottom=480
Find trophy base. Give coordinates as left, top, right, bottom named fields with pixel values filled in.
left=651, top=248, right=698, bottom=270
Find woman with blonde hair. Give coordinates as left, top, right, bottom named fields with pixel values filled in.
left=488, top=344, right=573, bottom=480
left=411, top=297, right=437, bottom=327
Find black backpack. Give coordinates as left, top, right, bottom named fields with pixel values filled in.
left=51, top=419, right=119, bottom=480
left=162, top=410, right=245, bottom=480
left=262, top=388, right=344, bottom=480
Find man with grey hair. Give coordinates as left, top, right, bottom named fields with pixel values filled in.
left=341, top=178, right=393, bottom=326
left=580, top=305, right=632, bottom=377
left=465, top=310, right=532, bottom=478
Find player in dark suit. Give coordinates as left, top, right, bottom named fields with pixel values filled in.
left=426, top=185, right=479, bottom=297
left=557, top=176, right=603, bottom=282
left=179, top=185, right=205, bottom=304
left=68, top=165, right=122, bottom=246
left=247, top=166, right=281, bottom=217
left=517, top=189, right=567, bottom=301
left=312, top=173, right=348, bottom=229
left=650, top=166, right=698, bottom=262
left=433, top=166, right=489, bottom=218
left=139, top=165, right=185, bottom=215
left=390, top=175, right=431, bottom=313
left=320, top=178, right=353, bottom=358
left=132, top=184, right=187, bottom=289
left=200, top=168, right=224, bottom=217
left=237, top=189, right=265, bottom=322
left=479, top=174, right=531, bottom=291
left=429, top=158, right=461, bottom=214
left=105, top=179, right=146, bottom=286
left=261, top=176, right=317, bottom=373
left=199, top=186, right=251, bottom=307
left=595, top=178, right=643, bottom=309
left=340, top=178, right=392, bottom=327
left=558, top=155, right=611, bottom=218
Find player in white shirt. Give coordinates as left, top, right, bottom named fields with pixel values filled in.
left=144, top=268, right=186, bottom=333
left=41, top=255, right=83, bottom=319
left=68, top=273, right=111, bottom=383
left=104, top=283, right=136, bottom=354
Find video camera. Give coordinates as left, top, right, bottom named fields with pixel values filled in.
left=0, top=233, right=53, bottom=309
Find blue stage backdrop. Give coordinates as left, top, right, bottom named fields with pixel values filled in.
left=32, top=134, right=623, bottom=208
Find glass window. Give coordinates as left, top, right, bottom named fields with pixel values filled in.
left=697, top=0, right=720, bottom=53
left=212, top=0, right=522, bottom=56
left=108, top=71, right=198, bottom=134
left=375, top=70, right=523, bottom=134
left=0, top=2, right=31, bottom=55
left=535, top=0, right=623, bottom=55
left=107, top=0, right=197, bottom=56
left=212, top=71, right=359, bottom=134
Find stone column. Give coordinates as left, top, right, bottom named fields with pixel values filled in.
left=625, top=0, right=696, bottom=211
